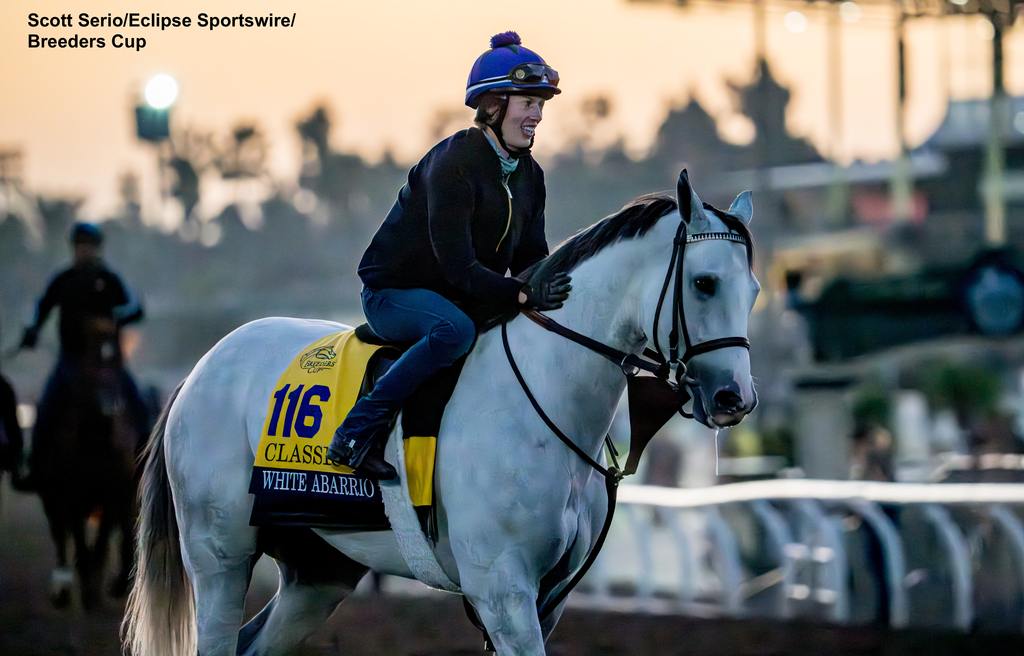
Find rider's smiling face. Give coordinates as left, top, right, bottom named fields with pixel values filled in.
left=500, top=95, right=544, bottom=149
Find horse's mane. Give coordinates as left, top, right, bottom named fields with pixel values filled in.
left=524, top=191, right=755, bottom=284
left=523, top=192, right=678, bottom=281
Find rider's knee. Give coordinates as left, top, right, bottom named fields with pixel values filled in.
left=429, top=313, right=476, bottom=359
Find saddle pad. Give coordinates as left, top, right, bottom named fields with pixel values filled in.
left=248, top=329, right=436, bottom=530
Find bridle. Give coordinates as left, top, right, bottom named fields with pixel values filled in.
left=505, top=200, right=753, bottom=421
left=491, top=197, right=755, bottom=631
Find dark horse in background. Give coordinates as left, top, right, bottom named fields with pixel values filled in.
left=30, top=318, right=150, bottom=609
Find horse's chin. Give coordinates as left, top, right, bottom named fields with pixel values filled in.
left=710, top=412, right=745, bottom=429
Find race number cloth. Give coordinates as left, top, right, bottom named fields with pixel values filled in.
left=248, top=329, right=437, bottom=529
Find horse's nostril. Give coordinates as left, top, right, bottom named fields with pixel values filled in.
left=713, top=389, right=743, bottom=412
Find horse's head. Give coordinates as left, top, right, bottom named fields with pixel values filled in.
left=640, top=170, right=759, bottom=429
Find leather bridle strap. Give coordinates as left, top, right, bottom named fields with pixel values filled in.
left=521, top=310, right=669, bottom=379
left=683, top=336, right=751, bottom=362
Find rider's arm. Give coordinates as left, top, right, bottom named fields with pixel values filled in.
left=28, top=271, right=66, bottom=331
left=20, top=272, right=64, bottom=348
left=107, top=271, right=144, bottom=326
left=425, top=158, right=524, bottom=307
left=510, top=170, right=550, bottom=278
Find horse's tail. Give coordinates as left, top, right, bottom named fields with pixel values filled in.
left=121, top=381, right=195, bottom=656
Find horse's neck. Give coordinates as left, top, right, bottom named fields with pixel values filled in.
left=482, top=244, right=649, bottom=467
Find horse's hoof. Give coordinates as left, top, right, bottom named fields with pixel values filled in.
left=49, top=567, right=73, bottom=609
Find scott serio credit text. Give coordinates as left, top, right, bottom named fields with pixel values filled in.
left=26, top=11, right=297, bottom=51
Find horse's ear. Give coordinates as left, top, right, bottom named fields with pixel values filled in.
left=728, top=190, right=754, bottom=225
left=676, top=169, right=700, bottom=225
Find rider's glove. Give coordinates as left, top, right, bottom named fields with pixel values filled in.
left=19, top=326, right=38, bottom=350
left=520, top=271, right=572, bottom=311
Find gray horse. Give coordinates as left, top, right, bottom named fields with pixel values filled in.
left=123, top=171, right=759, bottom=655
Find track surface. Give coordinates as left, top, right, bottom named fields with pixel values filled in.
left=2, top=477, right=1022, bottom=655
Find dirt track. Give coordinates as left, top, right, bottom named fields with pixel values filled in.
left=3, top=476, right=1023, bottom=656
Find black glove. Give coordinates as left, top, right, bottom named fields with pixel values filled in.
left=19, top=326, right=38, bottom=350
left=520, top=271, right=572, bottom=311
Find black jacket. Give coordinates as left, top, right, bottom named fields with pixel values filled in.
left=30, top=261, right=143, bottom=358
left=358, top=128, right=549, bottom=311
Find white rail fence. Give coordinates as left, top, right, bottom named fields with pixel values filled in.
left=580, top=480, right=1024, bottom=632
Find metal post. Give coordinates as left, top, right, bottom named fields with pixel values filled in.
left=982, top=12, right=1006, bottom=245
left=826, top=1, right=849, bottom=226
left=891, top=3, right=913, bottom=223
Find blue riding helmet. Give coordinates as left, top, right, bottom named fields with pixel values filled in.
left=69, top=221, right=103, bottom=245
left=465, top=31, right=561, bottom=109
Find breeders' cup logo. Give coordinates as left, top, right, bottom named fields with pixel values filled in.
left=300, top=346, right=337, bottom=373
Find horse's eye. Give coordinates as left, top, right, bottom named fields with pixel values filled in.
left=694, top=276, right=717, bottom=296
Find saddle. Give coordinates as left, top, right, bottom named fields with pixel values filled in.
left=248, top=326, right=465, bottom=534
left=354, top=323, right=466, bottom=435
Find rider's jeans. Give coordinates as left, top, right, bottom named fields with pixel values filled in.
left=336, top=287, right=476, bottom=442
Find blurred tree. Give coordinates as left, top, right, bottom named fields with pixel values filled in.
left=649, top=95, right=743, bottom=176
left=851, top=381, right=892, bottom=432
left=169, top=128, right=215, bottom=222
left=920, top=360, right=1001, bottom=426
left=429, top=106, right=469, bottom=142
left=216, top=124, right=268, bottom=181
left=581, top=94, right=612, bottom=122
left=295, top=104, right=404, bottom=248
left=297, top=106, right=331, bottom=168
left=730, top=59, right=821, bottom=168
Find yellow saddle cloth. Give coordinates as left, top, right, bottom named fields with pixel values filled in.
left=248, top=329, right=436, bottom=529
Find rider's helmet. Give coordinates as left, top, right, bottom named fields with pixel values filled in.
left=465, top=31, right=561, bottom=109
left=69, top=222, right=103, bottom=246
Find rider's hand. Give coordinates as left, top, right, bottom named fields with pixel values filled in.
left=520, top=271, right=572, bottom=311
left=19, top=326, right=38, bottom=350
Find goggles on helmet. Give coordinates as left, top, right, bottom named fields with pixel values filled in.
left=508, top=63, right=559, bottom=88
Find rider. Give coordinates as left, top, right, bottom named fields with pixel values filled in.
left=326, top=31, right=573, bottom=479
left=19, top=222, right=149, bottom=486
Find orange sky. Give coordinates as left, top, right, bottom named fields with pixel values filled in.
left=1, top=0, right=1021, bottom=219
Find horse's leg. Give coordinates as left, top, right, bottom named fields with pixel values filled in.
left=92, top=508, right=114, bottom=593
left=110, top=502, right=135, bottom=597
left=179, top=508, right=258, bottom=656
left=41, top=496, right=73, bottom=608
left=459, top=553, right=546, bottom=655
left=237, top=561, right=363, bottom=656
left=93, top=491, right=133, bottom=597
left=166, top=373, right=264, bottom=655
left=71, top=515, right=100, bottom=610
left=539, top=600, right=567, bottom=645
left=185, top=550, right=254, bottom=656
left=238, top=528, right=368, bottom=656
left=173, top=444, right=258, bottom=654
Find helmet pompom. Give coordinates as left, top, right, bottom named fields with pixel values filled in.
left=490, top=31, right=522, bottom=49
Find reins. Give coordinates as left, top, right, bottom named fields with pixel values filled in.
left=500, top=320, right=622, bottom=621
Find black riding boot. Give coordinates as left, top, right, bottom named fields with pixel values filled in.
left=327, top=425, right=398, bottom=481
